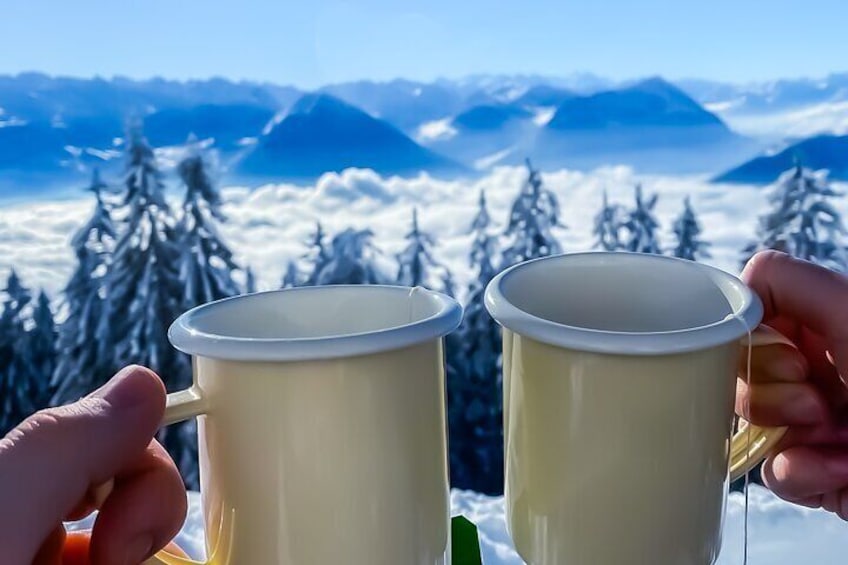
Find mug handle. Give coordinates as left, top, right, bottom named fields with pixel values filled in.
left=142, top=386, right=231, bottom=565
left=728, top=324, right=799, bottom=482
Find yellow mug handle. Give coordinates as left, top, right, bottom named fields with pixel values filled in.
left=142, top=386, right=235, bottom=565
left=728, top=324, right=798, bottom=482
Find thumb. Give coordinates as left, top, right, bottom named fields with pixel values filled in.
left=0, top=365, right=166, bottom=562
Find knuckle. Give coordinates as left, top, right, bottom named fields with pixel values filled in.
left=747, top=249, right=788, bottom=279
left=0, top=398, right=110, bottom=454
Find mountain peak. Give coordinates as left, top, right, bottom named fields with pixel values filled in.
left=713, top=134, right=848, bottom=184
left=288, top=92, right=352, bottom=116
left=238, top=92, right=464, bottom=182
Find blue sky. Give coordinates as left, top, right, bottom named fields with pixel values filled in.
left=0, top=0, right=843, bottom=87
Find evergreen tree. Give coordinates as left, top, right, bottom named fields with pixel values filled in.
left=447, top=190, right=504, bottom=494
left=593, top=190, right=626, bottom=251
left=396, top=208, right=450, bottom=292
left=440, top=271, right=457, bottom=299
left=281, top=261, right=300, bottom=288
left=105, top=127, right=194, bottom=487
left=24, top=290, right=57, bottom=412
left=53, top=169, right=117, bottom=404
left=501, top=158, right=562, bottom=268
left=0, top=271, right=33, bottom=433
left=177, top=148, right=240, bottom=311
left=623, top=184, right=662, bottom=254
left=312, top=228, right=389, bottom=285
left=672, top=197, right=711, bottom=261
left=303, top=222, right=330, bottom=286
left=245, top=267, right=257, bottom=293
left=743, top=164, right=846, bottom=271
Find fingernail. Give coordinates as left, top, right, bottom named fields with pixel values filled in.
left=786, top=390, right=823, bottom=424
left=89, top=366, right=149, bottom=410
left=125, top=534, right=153, bottom=565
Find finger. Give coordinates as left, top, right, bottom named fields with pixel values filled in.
left=91, top=440, right=187, bottom=565
left=742, top=251, right=848, bottom=385
left=32, top=526, right=65, bottom=565
left=65, top=479, right=114, bottom=522
left=740, top=341, right=807, bottom=384
left=791, top=495, right=823, bottom=508
left=762, top=445, right=848, bottom=500
left=736, top=381, right=826, bottom=426
left=822, top=490, right=841, bottom=513
left=0, top=366, right=166, bottom=563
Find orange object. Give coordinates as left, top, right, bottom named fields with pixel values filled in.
left=62, top=530, right=189, bottom=564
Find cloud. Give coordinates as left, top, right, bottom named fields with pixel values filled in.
left=719, top=100, right=848, bottom=139
left=416, top=118, right=457, bottom=143
left=2, top=165, right=844, bottom=304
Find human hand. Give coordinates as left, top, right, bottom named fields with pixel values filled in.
left=0, top=365, right=187, bottom=564
left=740, top=250, right=848, bottom=519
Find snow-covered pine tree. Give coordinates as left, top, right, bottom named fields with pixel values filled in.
left=52, top=169, right=117, bottom=405
left=176, top=146, right=241, bottom=309
left=312, top=228, right=389, bottom=285
left=501, top=158, right=562, bottom=268
left=105, top=127, right=195, bottom=487
left=302, top=222, right=331, bottom=286
left=245, top=267, right=257, bottom=293
left=672, top=197, right=711, bottom=261
left=593, top=190, right=626, bottom=251
left=440, top=271, right=457, bottom=299
left=0, top=270, right=33, bottom=433
left=623, top=184, right=662, bottom=254
left=396, top=208, right=451, bottom=292
left=447, top=189, right=504, bottom=494
left=22, top=290, right=57, bottom=412
left=742, top=164, right=847, bottom=271
left=281, top=261, right=300, bottom=288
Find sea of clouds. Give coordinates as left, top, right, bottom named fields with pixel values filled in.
left=7, top=163, right=844, bottom=303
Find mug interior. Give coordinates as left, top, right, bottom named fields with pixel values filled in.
left=486, top=252, right=762, bottom=355
left=503, top=255, right=738, bottom=332
left=169, top=285, right=462, bottom=361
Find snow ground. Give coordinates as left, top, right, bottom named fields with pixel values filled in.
left=74, top=486, right=840, bottom=564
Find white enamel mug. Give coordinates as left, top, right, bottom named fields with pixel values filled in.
left=485, top=252, right=795, bottom=565
left=151, top=285, right=462, bottom=565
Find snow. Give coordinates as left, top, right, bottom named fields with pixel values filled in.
left=84, top=147, right=122, bottom=161
left=64, top=485, right=843, bottom=564
left=3, top=165, right=848, bottom=303
left=416, top=118, right=458, bottom=142
left=474, top=148, right=514, bottom=170
left=0, top=116, right=26, bottom=128
left=531, top=106, right=556, bottom=126
left=705, top=98, right=748, bottom=114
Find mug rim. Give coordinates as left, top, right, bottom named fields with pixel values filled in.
left=168, top=285, right=463, bottom=362
left=484, top=251, right=764, bottom=356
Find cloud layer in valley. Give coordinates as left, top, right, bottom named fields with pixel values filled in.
left=3, top=165, right=842, bottom=303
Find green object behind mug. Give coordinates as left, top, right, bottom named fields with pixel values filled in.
left=451, top=515, right=483, bottom=565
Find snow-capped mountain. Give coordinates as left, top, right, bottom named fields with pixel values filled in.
left=1, top=71, right=847, bottom=194
left=714, top=134, right=848, bottom=184
left=679, top=73, right=848, bottom=140
left=319, top=79, right=465, bottom=133
left=527, top=77, right=758, bottom=174
left=236, top=93, right=466, bottom=182
left=680, top=73, right=848, bottom=114
left=417, top=77, right=757, bottom=174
